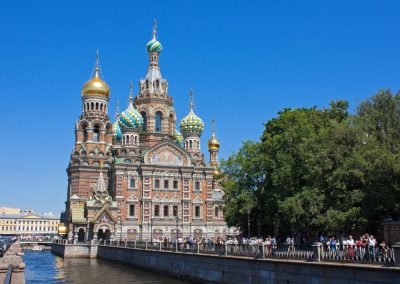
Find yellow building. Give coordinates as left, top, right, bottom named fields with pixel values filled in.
left=0, top=212, right=60, bottom=236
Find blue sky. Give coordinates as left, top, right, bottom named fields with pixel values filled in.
left=1, top=0, right=400, bottom=213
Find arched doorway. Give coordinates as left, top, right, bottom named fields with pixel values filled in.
left=105, top=229, right=111, bottom=240
left=98, top=229, right=105, bottom=240
left=78, top=228, right=85, bottom=242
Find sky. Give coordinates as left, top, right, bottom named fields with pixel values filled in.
left=1, top=0, right=400, bottom=214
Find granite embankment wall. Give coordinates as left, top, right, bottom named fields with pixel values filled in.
left=51, top=243, right=97, bottom=258
left=97, top=245, right=400, bottom=284
left=0, top=241, right=25, bottom=284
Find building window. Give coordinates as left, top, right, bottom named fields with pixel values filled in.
left=154, top=179, right=160, bottom=189
left=93, top=125, right=100, bottom=142
left=155, top=111, right=162, bottom=132
left=154, top=205, right=160, bottom=217
left=195, top=206, right=200, bottom=217
left=215, top=207, right=219, bottom=217
left=173, top=180, right=178, bottom=189
left=164, top=180, right=169, bottom=189
left=130, top=178, right=135, bottom=189
left=189, top=140, right=193, bottom=149
left=129, top=205, right=135, bottom=216
left=163, top=205, right=169, bottom=217
left=141, top=112, right=147, bottom=131
left=173, top=206, right=178, bottom=217
left=195, top=181, right=200, bottom=191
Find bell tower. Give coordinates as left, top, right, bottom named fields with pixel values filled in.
left=134, top=20, right=177, bottom=148
left=67, top=51, right=113, bottom=200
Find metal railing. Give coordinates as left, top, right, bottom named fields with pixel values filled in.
left=319, top=244, right=395, bottom=263
left=3, top=264, right=12, bottom=284
left=96, top=240, right=396, bottom=264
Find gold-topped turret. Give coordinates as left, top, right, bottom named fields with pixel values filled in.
left=208, top=119, right=220, bottom=151
left=82, top=50, right=110, bottom=98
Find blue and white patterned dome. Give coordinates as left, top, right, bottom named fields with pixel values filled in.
left=174, top=130, right=183, bottom=146
left=180, top=109, right=204, bottom=137
left=113, top=120, right=122, bottom=141
left=118, top=98, right=143, bottom=130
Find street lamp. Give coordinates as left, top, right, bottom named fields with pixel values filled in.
left=119, top=220, right=123, bottom=242
left=189, top=222, right=192, bottom=238
left=150, top=218, right=153, bottom=241
left=273, top=214, right=280, bottom=239
left=247, top=207, right=251, bottom=240
left=175, top=216, right=179, bottom=240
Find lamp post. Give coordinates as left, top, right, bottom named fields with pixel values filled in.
left=189, top=222, right=192, bottom=238
left=247, top=208, right=251, bottom=240
left=175, top=216, right=179, bottom=240
left=119, top=220, right=123, bottom=242
left=150, top=218, right=153, bottom=241
left=273, top=214, right=280, bottom=240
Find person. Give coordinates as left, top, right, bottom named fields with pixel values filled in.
left=347, top=235, right=355, bottom=259
left=379, top=241, right=388, bottom=259
left=368, top=235, right=376, bottom=261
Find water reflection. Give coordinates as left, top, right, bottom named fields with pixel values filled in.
left=24, top=251, right=188, bottom=284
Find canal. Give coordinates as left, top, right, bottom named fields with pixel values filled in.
left=23, top=250, right=190, bottom=283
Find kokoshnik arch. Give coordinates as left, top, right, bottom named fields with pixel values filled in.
left=62, top=22, right=235, bottom=242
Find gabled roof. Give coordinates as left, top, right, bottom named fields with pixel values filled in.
left=90, top=205, right=117, bottom=224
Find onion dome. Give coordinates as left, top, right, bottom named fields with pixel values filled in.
left=113, top=120, right=122, bottom=141
left=174, top=130, right=183, bottom=145
left=180, top=91, right=204, bottom=137
left=146, top=20, right=163, bottom=53
left=208, top=120, right=220, bottom=151
left=118, top=96, right=143, bottom=130
left=82, top=51, right=110, bottom=98
left=146, top=38, right=163, bottom=53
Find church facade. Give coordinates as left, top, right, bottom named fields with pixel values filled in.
left=63, top=24, right=234, bottom=242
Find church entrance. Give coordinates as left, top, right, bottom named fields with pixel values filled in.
left=98, top=229, right=105, bottom=240
left=105, top=229, right=111, bottom=240
left=78, top=228, right=85, bottom=242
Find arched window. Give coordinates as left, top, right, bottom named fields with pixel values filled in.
left=82, top=123, right=88, bottom=142
left=93, top=125, right=100, bottom=142
left=126, top=135, right=129, bottom=145
left=96, top=102, right=99, bottom=110
left=169, top=113, right=174, bottom=134
left=100, top=104, right=103, bottom=112
left=91, top=102, right=94, bottom=111
left=189, top=140, right=193, bottom=149
left=141, top=112, right=147, bottom=131
left=155, top=111, right=162, bottom=132
left=197, top=141, right=200, bottom=149
left=156, top=80, right=160, bottom=90
left=135, top=136, right=138, bottom=145
left=146, top=80, right=149, bottom=89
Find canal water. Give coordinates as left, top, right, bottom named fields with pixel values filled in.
left=23, top=250, right=189, bottom=283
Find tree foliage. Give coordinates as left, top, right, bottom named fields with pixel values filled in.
left=221, top=90, right=400, bottom=239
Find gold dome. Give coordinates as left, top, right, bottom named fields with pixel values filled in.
left=82, top=51, right=110, bottom=98
left=208, top=119, right=220, bottom=151
left=208, top=135, right=220, bottom=151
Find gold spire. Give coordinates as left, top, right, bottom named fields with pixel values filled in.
left=82, top=50, right=110, bottom=98
left=95, top=49, right=100, bottom=77
left=208, top=118, right=220, bottom=151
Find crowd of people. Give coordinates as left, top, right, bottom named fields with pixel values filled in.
left=145, top=232, right=393, bottom=261
left=318, top=233, right=391, bottom=260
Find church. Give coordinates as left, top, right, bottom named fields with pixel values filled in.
left=63, top=24, right=234, bottom=242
